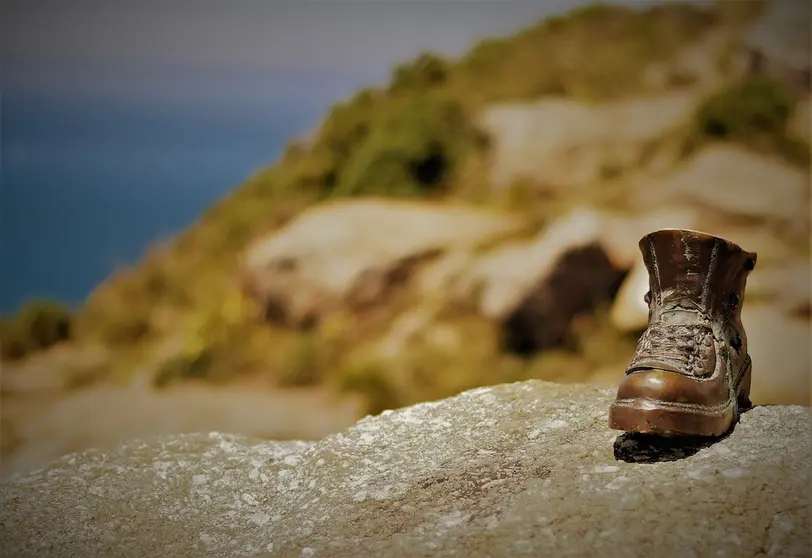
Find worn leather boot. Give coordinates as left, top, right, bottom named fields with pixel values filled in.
left=608, top=229, right=757, bottom=437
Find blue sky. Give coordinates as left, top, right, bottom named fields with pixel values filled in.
left=2, top=0, right=677, bottom=103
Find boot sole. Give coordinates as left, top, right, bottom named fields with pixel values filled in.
left=608, top=360, right=752, bottom=438
left=607, top=400, right=735, bottom=437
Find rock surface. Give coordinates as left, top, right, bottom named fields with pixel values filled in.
left=241, top=199, right=524, bottom=328
left=1, top=381, right=809, bottom=558
left=480, top=91, right=699, bottom=191
left=634, top=144, right=810, bottom=238
left=790, top=97, right=811, bottom=142
left=740, top=0, right=811, bottom=93
left=453, top=208, right=611, bottom=322
left=743, top=306, right=812, bottom=406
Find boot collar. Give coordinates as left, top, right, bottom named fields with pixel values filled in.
left=640, top=229, right=757, bottom=317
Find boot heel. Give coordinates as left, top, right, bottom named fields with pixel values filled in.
left=736, top=357, right=753, bottom=411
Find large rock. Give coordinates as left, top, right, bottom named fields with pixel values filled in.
left=744, top=305, right=812, bottom=406
left=241, top=199, right=525, bottom=328
left=0, top=381, right=808, bottom=557
left=453, top=208, right=609, bottom=322
left=738, top=0, right=811, bottom=93
left=641, top=26, right=731, bottom=92
left=609, top=260, right=650, bottom=332
left=499, top=244, right=626, bottom=354
left=479, top=91, right=699, bottom=191
left=452, top=207, right=702, bottom=322
left=448, top=207, right=705, bottom=354
left=242, top=201, right=703, bottom=355
left=744, top=259, right=812, bottom=315
left=633, top=144, right=810, bottom=238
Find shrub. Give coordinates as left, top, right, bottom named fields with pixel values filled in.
left=686, top=76, right=808, bottom=166
left=696, top=77, right=793, bottom=140
left=277, top=332, right=325, bottom=387
left=337, top=362, right=399, bottom=416
left=453, top=1, right=719, bottom=103
left=0, top=299, right=73, bottom=360
left=389, top=53, right=450, bottom=94
left=152, top=350, right=212, bottom=388
left=308, top=89, right=383, bottom=193
left=75, top=270, right=154, bottom=346
left=335, top=93, right=475, bottom=197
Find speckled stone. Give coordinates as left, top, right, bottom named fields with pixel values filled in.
left=1, top=381, right=809, bottom=557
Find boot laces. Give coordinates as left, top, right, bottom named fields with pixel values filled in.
left=636, top=317, right=714, bottom=375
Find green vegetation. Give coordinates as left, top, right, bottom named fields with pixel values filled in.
left=453, top=2, right=719, bottom=103
left=335, top=94, right=477, bottom=197
left=4, top=0, right=804, bottom=417
left=334, top=307, right=641, bottom=416
left=0, top=299, right=74, bottom=360
left=683, top=75, right=809, bottom=166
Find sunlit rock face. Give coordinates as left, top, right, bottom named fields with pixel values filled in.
left=739, top=0, right=811, bottom=94
left=1, top=381, right=809, bottom=557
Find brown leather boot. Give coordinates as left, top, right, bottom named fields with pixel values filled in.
left=608, top=229, right=757, bottom=437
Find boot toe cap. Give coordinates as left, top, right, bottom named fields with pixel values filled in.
left=615, top=368, right=726, bottom=409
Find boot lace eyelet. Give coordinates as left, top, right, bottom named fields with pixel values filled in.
left=730, top=332, right=742, bottom=354
left=639, top=322, right=712, bottom=374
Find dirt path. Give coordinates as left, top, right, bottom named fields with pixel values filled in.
left=1, top=382, right=363, bottom=479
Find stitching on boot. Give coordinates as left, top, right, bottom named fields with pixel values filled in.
left=700, top=239, right=719, bottom=311
left=647, top=236, right=662, bottom=305
left=612, top=397, right=734, bottom=416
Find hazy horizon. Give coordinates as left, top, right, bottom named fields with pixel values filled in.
left=1, top=0, right=686, bottom=313
left=3, top=0, right=682, bottom=100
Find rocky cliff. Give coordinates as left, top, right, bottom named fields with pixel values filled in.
left=1, top=0, right=809, bottom=480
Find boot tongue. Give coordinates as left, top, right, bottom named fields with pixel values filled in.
left=658, top=300, right=705, bottom=325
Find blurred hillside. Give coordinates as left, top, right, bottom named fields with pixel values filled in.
left=2, top=0, right=810, bottom=476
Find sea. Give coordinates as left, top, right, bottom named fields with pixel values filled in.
left=1, top=85, right=343, bottom=315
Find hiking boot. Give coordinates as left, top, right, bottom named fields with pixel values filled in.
left=608, top=229, right=757, bottom=437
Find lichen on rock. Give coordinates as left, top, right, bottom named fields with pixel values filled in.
left=1, top=381, right=809, bottom=557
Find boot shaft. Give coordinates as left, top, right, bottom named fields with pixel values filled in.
left=640, top=229, right=757, bottom=322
